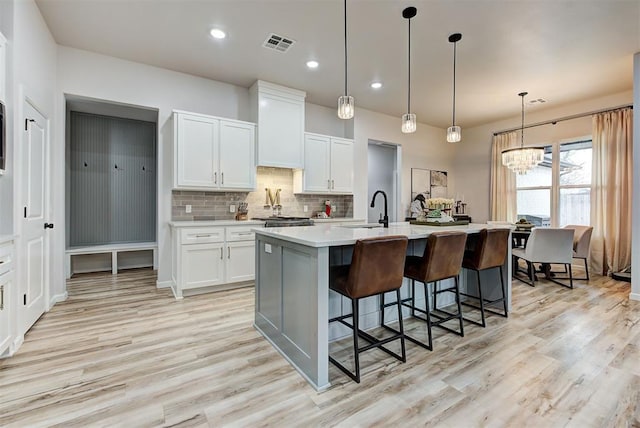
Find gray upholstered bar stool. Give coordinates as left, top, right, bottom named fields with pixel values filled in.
left=459, top=228, right=510, bottom=327
left=329, top=236, right=409, bottom=383
left=385, top=231, right=467, bottom=351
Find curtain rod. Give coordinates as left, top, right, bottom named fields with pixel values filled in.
left=493, top=104, right=633, bottom=136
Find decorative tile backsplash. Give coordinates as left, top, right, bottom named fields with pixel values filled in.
left=172, top=167, right=354, bottom=221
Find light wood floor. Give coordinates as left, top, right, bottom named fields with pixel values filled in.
left=1, top=268, right=639, bottom=427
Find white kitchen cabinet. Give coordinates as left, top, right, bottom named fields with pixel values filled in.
left=0, top=238, right=13, bottom=357
left=170, top=223, right=262, bottom=299
left=226, top=241, right=255, bottom=283
left=250, top=80, right=306, bottom=169
left=173, top=111, right=255, bottom=191
left=181, top=242, right=225, bottom=290
left=294, top=133, right=354, bottom=194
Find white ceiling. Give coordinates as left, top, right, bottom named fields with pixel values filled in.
left=36, top=0, right=640, bottom=128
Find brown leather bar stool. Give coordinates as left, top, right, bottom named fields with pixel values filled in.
left=459, top=228, right=510, bottom=327
left=384, top=231, right=467, bottom=351
left=329, top=236, right=409, bottom=383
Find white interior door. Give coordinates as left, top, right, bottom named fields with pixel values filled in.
left=20, top=100, right=49, bottom=333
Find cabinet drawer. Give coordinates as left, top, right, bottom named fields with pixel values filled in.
left=226, top=226, right=261, bottom=242
left=0, top=243, right=12, bottom=276
left=180, top=227, right=225, bottom=244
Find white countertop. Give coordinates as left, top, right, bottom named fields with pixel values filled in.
left=168, top=220, right=264, bottom=228
left=0, top=235, right=15, bottom=245
left=168, top=218, right=363, bottom=228
left=255, top=222, right=512, bottom=248
left=311, top=218, right=365, bottom=224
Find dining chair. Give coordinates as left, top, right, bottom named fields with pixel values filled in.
left=512, top=228, right=574, bottom=288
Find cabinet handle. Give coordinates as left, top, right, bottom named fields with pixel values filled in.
left=0, top=285, right=3, bottom=310
left=327, top=179, right=331, bottom=189
left=227, top=247, right=231, bottom=259
left=332, top=180, right=335, bottom=189
left=237, top=232, right=252, bottom=236
left=221, top=172, right=224, bottom=185
left=0, top=260, right=4, bottom=265
left=214, top=172, right=217, bottom=184
left=220, top=248, right=223, bottom=259
left=195, top=234, right=212, bottom=238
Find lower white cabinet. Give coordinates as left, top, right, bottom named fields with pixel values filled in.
left=181, top=243, right=225, bottom=290
left=170, top=223, right=261, bottom=299
left=0, top=238, right=14, bottom=357
left=226, top=241, right=255, bottom=283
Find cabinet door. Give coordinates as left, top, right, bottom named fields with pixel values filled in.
left=330, top=138, right=354, bottom=193
left=226, top=241, right=255, bottom=283
left=176, top=114, right=218, bottom=188
left=0, top=271, right=11, bottom=355
left=219, top=121, right=255, bottom=190
left=303, top=134, right=331, bottom=192
left=257, top=93, right=304, bottom=168
left=181, top=243, right=225, bottom=290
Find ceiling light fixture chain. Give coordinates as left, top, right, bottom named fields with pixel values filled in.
left=401, top=6, right=417, bottom=134
left=447, top=33, right=462, bottom=143
left=501, top=91, right=545, bottom=174
left=337, top=0, right=354, bottom=120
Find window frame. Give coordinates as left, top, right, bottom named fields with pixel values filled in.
left=515, top=135, right=592, bottom=227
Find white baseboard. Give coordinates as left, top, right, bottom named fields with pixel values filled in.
left=10, top=335, right=24, bottom=356
left=156, top=280, right=173, bottom=289
left=49, top=291, right=68, bottom=309
left=630, top=292, right=640, bottom=301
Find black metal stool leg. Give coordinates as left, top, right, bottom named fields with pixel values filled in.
left=432, top=280, right=438, bottom=310
left=499, top=265, right=508, bottom=317
left=424, top=281, right=433, bottom=350
left=396, top=289, right=406, bottom=362
left=476, top=270, right=486, bottom=327
left=411, top=279, right=416, bottom=317
left=352, top=298, right=360, bottom=383
left=454, top=276, right=465, bottom=337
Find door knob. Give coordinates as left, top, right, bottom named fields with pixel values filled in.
left=44, top=223, right=54, bottom=229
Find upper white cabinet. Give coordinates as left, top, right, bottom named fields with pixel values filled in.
left=173, top=110, right=255, bottom=191
left=250, top=80, right=306, bottom=169
left=294, top=133, right=354, bottom=194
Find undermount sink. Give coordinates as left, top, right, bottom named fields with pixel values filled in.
left=339, top=223, right=383, bottom=229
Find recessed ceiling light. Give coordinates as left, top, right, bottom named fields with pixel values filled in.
left=306, top=60, right=319, bottom=69
left=210, top=28, right=226, bottom=39
left=371, top=82, right=383, bottom=89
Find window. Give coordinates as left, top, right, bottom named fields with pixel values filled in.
left=516, top=139, right=592, bottom=227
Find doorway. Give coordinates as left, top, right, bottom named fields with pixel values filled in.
left=19, top=96, right=50, bottom=334
left=367, top=141, right=401, bottom=223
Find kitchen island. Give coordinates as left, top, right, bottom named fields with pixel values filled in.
left=253, top=222, right=512, bottom=390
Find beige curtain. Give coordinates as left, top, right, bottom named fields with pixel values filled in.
left=490, top=132, right=518, bottom=222
left=590, top=108, right=633, bottom=275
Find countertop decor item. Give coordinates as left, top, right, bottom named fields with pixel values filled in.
left=501, top=92, right=545, bottom=174
left=401, top=6, right=417, bottom=133
left=447, top=33, right=462, bottom=143
left=337, top=0, right=354, bottom=119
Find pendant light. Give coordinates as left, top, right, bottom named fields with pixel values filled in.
left=447, top=33, right=462, bottom=143
left=401, top=6, right=417, bottom=133
left=337, top=0, right=354, bottom=119
left=501, top=92, right=545, bottom=174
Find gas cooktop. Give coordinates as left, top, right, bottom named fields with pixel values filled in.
left=253, top=216, right=315, bottom=227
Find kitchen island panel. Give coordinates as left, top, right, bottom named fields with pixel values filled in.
left=254, top=235, right=330, bottom=390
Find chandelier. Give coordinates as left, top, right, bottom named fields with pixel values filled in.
left=501, top=92, right=544, bottom=174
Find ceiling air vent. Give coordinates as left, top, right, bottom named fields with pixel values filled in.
left=263, top=33, right=296, bottom=53
left=528, top=98, right=547, bottom=105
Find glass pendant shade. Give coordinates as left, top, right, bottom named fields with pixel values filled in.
left=337, top=95, right=354, bottom=119
left=401, top=113, right=417, bottom=133
left=447, top=125, right=461, bottom=143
